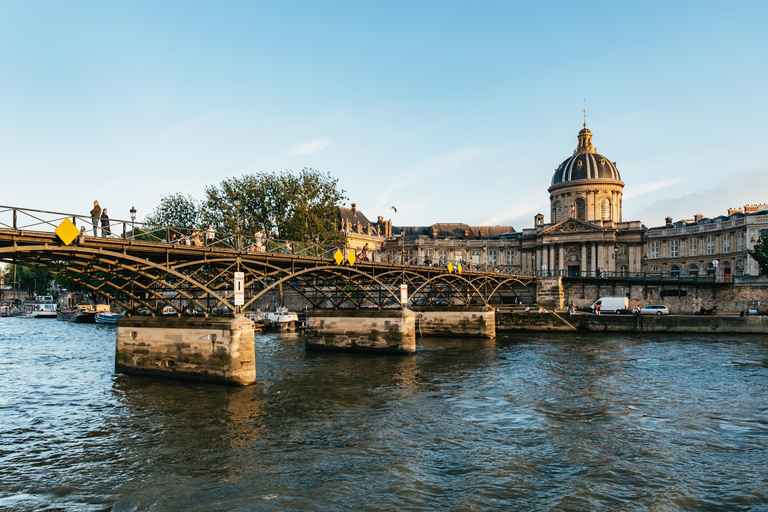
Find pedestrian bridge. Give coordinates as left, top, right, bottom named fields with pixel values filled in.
left=0, top=205, right=535, bottom=315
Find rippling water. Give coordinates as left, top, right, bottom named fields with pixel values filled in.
left=1, top=317, right=767, bottom=511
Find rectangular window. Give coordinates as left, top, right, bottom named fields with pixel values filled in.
left=707, top=236, right=715, bottom=255
left=619, top=244, right=628, bottom=255
left=439, top=250, right=447, bottom=264
left=737, top=232, right=744, bottom=251
left=506, top=250, right=515, bottom=266
left=489, top=250, right=497, bottom=265
left=689, top=238, right=697, bottom=256
left=670, top=240, right=679, bottom=258
left=650, top=241, right=659, bottom=259
left=723, top=234, right=730, bottom=253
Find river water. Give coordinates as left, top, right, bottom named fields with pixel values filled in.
left=1, top=317, right=767, bottom=511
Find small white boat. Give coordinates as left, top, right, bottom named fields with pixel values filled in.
left=95, top=312, right=125, bottom=325
left=262, top=306, right=299, bottom=331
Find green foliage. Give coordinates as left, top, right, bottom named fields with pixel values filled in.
left=2, top=264, right=54, bottom=295
left=202, top=168, right=346, bottom=243
left=747, top=236, right=768, bottom=275
left=144, top=193, right=202, bottom=229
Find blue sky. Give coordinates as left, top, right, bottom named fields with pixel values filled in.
left=1, top=1, right=766, bottom=231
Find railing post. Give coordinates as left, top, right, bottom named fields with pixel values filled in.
left=12, top=209, right=17, bottom=230
left=122, top=222, right=127, bottom=239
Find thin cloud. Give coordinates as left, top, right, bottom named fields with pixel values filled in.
left=623, top=178, right=684, bottom=199
left=290, top=138, right=331, bottom=155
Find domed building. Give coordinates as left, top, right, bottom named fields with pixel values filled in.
left=519, top=124, right=645, bottom=283
left=549, top=124, right=624, bottom=223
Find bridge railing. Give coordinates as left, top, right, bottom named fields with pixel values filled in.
left=0, top=205, right=343, bottom=256
left=0, top=205, right=533, bottom=278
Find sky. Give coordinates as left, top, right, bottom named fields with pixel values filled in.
left=1, top=0, right=767, bottom=231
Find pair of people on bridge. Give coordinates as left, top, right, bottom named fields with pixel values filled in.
left=89, top=201, right=111, bottom=238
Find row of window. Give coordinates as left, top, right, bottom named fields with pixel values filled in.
left=649, top=232, right=744, bottom=258
left=553, top=198, right=612, bottom=222
left=413, top=249, right=518, bottom=266
left=648, top=261, right=742, bottom=277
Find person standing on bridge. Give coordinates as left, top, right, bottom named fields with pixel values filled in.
left=100, top=208, right=110, bottom=237
left=90, top=200, right=101, bottom=237
left=205, top=224, right=215, bottom=246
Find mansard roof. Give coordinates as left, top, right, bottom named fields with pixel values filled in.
left=393, top=223, right=515, bottom=239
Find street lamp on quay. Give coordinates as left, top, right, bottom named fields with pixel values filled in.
left=234, top=195, right=242, bottom=251
left=613, top=244, right=619, bottom=275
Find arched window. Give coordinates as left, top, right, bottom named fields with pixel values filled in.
left=553, top=202, right=562, bottom=223
left=574, top=198, right=586, bottom=220
left=670, top=265, right=680, bottom=277
left=650, top=266, right=661, bottom=275
left=600, top=198, right=611, bottom=220
left=706, top=262, right=716, bottom=277
left=688, top=264, right=699, bottom=276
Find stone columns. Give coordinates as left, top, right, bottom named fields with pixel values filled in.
left=558, top=244, right=565, bottom=275
left=581, top=244, right=587, bottom=275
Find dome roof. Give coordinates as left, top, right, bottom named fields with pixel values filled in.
left=550, top=126, right=622, bottom=187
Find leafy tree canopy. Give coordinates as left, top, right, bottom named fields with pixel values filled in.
left=747, top=235, right=768, bottom=275
left=2, top=264, right=54, bottom=296
left=202, top=168, right=346, bottom=243
left=144, top=193, right=202, bottom=229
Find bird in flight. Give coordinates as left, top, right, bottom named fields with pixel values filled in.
left=391, top=206, right=397, bottom=213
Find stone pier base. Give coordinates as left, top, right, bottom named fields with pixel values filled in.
left=305, top=309, right=416, bottom=354
left=116, top=315, right=256, bottom=385
left=412, top=306, right=496, bottom=338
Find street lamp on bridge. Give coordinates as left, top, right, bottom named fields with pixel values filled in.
left=129, top=207, right=136, bottom=240
left=234, top=194, right=241, bottom=251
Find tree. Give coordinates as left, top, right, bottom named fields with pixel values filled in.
left=2, top=264, right=54, bottom=296
left=145, top=193, right=202, bottom=228
left=747, top=235, right=768, bottom=275
left=202, top=168, right=346, bottom=243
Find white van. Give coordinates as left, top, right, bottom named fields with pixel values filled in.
left=591, top=296, right=629, bottom=314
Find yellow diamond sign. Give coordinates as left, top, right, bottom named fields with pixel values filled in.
left=347, top=250, right=357, bottom=266
left=334, top=249, right=344, bottom=265
left=457, top=263, right=462, bottom=274
left=447, top=262, right=453, bottom=273
left=55, top=218, right=80, bottom=246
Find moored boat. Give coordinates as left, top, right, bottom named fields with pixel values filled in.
left=262, top=306, right=299, bottom=331
left=22, top=296, right=58, bottom=318
left=57, top=308, right=97, bottom=323
left=95, top=312, right=125, bottom=325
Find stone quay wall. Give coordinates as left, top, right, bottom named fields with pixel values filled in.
left=539, top=277, right=768, bottom=315
left=497, top=311, right=768, bottom=333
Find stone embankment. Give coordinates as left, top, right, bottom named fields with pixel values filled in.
left=497, top=311, right=768, bottom=334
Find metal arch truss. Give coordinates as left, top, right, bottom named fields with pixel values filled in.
left=0, top=232, right=536, bottom=314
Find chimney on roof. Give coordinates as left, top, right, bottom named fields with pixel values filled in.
left=431, top=226, right=439, bottom=239
left=351, top=203, right=357, bottom=215
left=744, top=204, right=758, bottom=214
left=728, top=207, right=743, bottom=216
left=694, top=213, right=704, bottom=222
left=665, top=216, right=673, bottom=228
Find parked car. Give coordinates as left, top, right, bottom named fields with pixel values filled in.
left=590, top=296, right=629, bottom=314
left=639, top=305, right=669, bottom=315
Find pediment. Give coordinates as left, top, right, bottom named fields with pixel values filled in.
left=540, top=218, right=605, bottom=236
